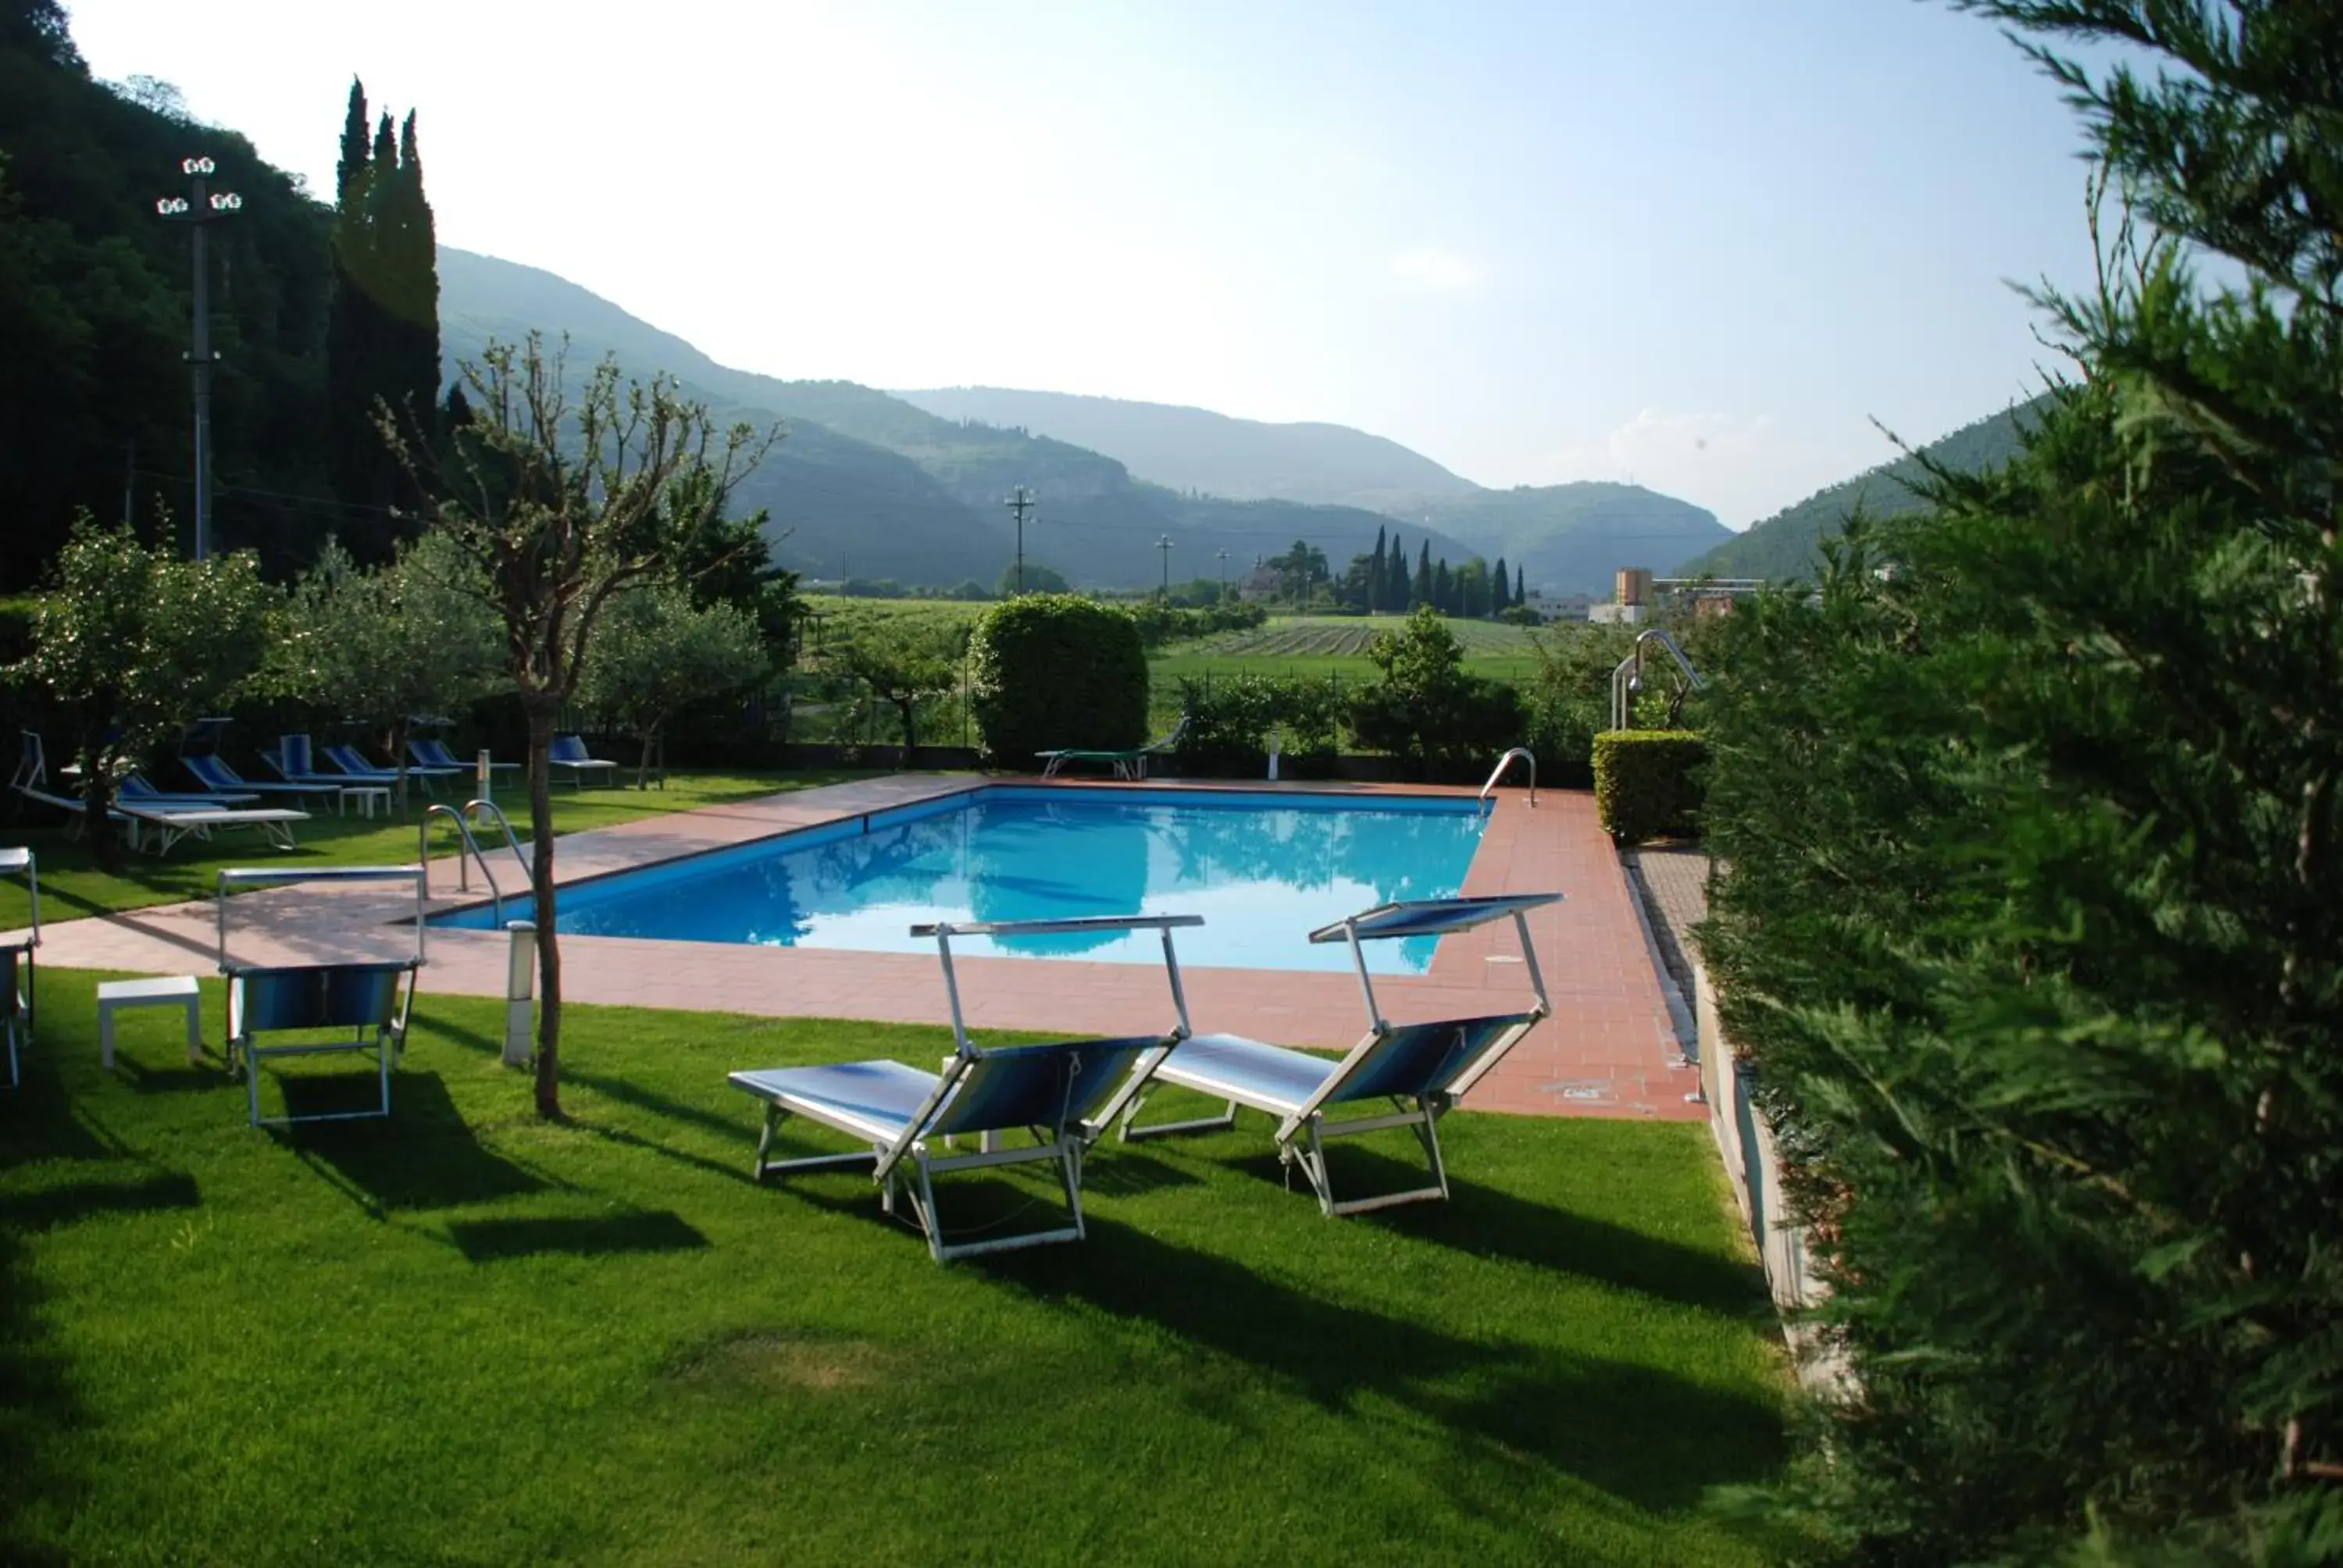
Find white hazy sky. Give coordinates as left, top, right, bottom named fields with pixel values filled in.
left=66, top=0, right=2103, bottom=529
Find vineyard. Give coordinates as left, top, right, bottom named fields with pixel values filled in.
left=1175, top=615, right=1543, bottom=661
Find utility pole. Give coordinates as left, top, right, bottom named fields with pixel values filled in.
left=1215, top=547, right=1229, bottom=598
left=155, top=155, right=240, bottom=561
left=1004, top=486, right=1036, bottom=593
left=1157, top=534, right=1173, bottom=600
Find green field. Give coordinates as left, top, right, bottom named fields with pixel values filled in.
left=2, top=976, right=1792, bottom=1565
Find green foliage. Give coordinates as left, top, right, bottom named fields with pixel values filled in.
left=1171, top=673, right=1345, bottom=778
left=1126, top=597, right=1268, bottom=649
left=577, top=586, right=767, bottom=786
left=993, top=561, right=1068, bottom=597
left=1591, top=730, right=1704, bottom=843
left=1346, top=606, right=1526, bottom=778
left=0, top=20, right=338, bottom=586
left=967, top=593, right=1146, bottom=765
left=1698, top=4, right=2343, bottom=1557
left=1525, top=622, right=1632, bottom=768
left=269, top=533, right=502, bottom=796
left=822, top=609, right=968, bottom=757
left=7, top=515, right=276, bottom=868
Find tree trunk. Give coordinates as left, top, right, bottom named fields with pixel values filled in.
left=634, top=723, right=657, bottom=790
left=390, top=715, right=411, bottom=813
left=83, top=733, right=123, bottom=874
left=523, top=700, right=563, bottom=1118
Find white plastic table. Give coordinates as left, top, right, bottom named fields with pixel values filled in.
left=342, top=786, right=392, bottom=819
left=97, top=975, right=202, bottom=1070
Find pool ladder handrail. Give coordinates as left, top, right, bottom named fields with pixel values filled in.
left=1610, top=628, right=1706, bottom=730
left=1479, top=747, right=1536, bottom=811
left=419, top=800, right=533, bottom=925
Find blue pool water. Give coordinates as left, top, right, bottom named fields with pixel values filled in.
left=437, top=786, right=1486, bottom=973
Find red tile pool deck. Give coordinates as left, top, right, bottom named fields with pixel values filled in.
left=3, top=775, right=1701, bottom=1121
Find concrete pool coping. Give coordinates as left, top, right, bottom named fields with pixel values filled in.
left=3, top=774, right=1701, bottom=1121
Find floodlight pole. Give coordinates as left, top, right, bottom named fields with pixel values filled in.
left=1216, top=547, right=1229, bottom=597
left=1157, top=534, right=1172, bottom=599
left=155, top=156, right=239, bottom=561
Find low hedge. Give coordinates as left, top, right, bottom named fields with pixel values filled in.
left=1172, top=673, right=1343, bottom=778
left=1592, top=729, right=1706, bottom=842
left=968, top=593, right=1147, bottom=767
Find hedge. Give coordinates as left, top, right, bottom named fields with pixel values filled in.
left=1592, top=729, right=1705, bottom=842
left=968, top=593, right=1147, bottom=768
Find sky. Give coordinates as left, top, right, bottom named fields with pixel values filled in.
left=65, top=0, right=2108, bottom=529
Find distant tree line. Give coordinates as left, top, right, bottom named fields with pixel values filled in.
left=1259, top=529, right=1528, bottom=617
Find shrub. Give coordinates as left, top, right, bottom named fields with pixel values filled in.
left=1172, top=673, right=1343, bottom=778
left=1346, top=606, right=1525, bottom=779
left=968, top=593, right=1146, bottom=766
left=1592, top=729, right=1703, bottom=842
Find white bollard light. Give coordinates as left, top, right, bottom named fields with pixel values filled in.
left=477, top=749, right=493, bottom=813
left=503, top=920, right=536, bottom=1067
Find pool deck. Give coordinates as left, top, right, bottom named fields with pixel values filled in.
left=3, top=775, right=1701, bottom=1121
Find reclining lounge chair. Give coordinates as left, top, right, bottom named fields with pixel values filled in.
left=729, top=913, right=1200, bottom=1262
left=548, top=735, right=619, bottom=789
left=1120, top=893, right=1562, bottom=1217
left=2, top=847, right=37, bottom=1089
left=216, top=865, right=428, bottom=1127
left=1037, top=715, right=1188, bottom=781
left=184, top=751, right=341, bottom=808
left=409, top=737, right=519, bottom=779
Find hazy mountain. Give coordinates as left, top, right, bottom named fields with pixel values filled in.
left=1408, top=483, right=1732, bottom=597
left=438, top=248, right=1485, bottom=587
left=893, top=386, right=1482, bottom=515
left=1675, top=396, right=2052, bottom=582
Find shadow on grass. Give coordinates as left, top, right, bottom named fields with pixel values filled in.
left=0, top=1171, right=200, bottom=1234
left=446, top=1210, right=708, bottom=1263
left=424, top=1015, right=751, bottom=1146
left=994, top=1221, right=1785, bottom=1515
left=273, top=1073, right=543, bottom=1216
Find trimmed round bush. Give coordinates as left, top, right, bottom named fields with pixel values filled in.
left=968, top=594, right=1147, bottom=767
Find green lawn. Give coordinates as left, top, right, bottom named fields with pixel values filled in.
left=2, top=977, right=1793, bottom=1566
left=0, top=771, right=879, bottom=930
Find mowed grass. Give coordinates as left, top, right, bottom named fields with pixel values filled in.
left=2, top=976, right=1794, bottom=1566
left=0, top=770, right=880, bottom=929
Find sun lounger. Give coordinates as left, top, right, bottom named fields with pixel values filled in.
left=1037, top=715, right=1188, bottom=780
left=410, top=737, right=519, bottom=778
left=547, top=735, right=619, bottom=789
left=184, top=751, right=341, bottom=807
left=121, top=772, right=257, bottom=808
left=729, top=913, right=1200, bottom=1262
left=2, top=846, right=38, bottom=1088
left=121, top=802, right=309, bottom=855
left=324, top=741, right=459, bottom=791
left=216, top=865, right=427, bottom=1127
left=1121, top=893, right=1562, bottom=1217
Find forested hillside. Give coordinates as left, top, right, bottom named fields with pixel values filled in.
left=893, top=386, right=1482, bottom=515
left=0, top=3, right=338, bottom=587
left=1416, top=482, right=1730, bottom=594
left=1677, top=394, right=2052, bottom=581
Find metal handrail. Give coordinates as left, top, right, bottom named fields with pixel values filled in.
left=1611, top=628, right=1706, bottom=730
left=1479, top=747, right=1536, bottom=810
left=463, top=798, right=532, bottom=890
left=420, top=804, right=506, bottom=926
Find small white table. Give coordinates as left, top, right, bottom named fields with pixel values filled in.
left=97, top=975, right=203, bottom=1070
left=343, top=786, right=392, bottom=819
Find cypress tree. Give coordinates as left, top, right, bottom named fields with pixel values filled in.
left=1433, top=559, right=1452, bottom=615
left=1414, top=541, right=1433, bottom=608
left=1515, top=564, right=1525, bottom=604
left=1492, top=555, right=1510, bottom=612
left=1369, top=524, right=1387, bottom=611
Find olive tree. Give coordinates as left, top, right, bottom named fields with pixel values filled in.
left=9, top=515, right=276, bottom=871
left=576, top=585, right=766, bottom=788
left=387, top=333, right=776, bottom=1117
left=270, top=533, right=504, bottom=805
left=828, top=614, right=966, bottom=757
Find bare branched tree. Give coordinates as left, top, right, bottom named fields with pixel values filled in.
left=385, top=333, right=779, bottom=1117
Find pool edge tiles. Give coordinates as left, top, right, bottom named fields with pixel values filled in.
left=429, top=783, right=1488, bottom=976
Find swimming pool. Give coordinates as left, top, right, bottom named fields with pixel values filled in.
left=435, top=786, right=1487, bottom=974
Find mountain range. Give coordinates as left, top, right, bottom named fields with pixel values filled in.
left=438, top=248, right=1733, bottom=595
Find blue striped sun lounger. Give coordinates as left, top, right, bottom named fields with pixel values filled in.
left=729, top=914, right=1200, bottom=1262
left=1120, top=892, right=1563, bottom=1217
